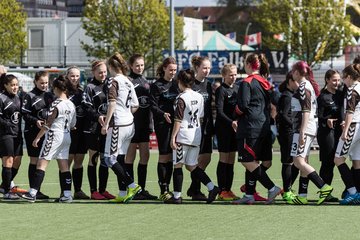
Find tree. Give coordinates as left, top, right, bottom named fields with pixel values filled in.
left=82, top=0, right=184, bottom=72
left=253, top=0, right=354, bottom=65
left=0, top=0, right=27, bottom=64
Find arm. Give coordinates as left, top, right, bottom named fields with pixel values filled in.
left=81, top=85, right=101, bottom=122
left=171, top=98, right=185, bottom=149
left=32, top=106, right=58, bottom=147
left=130, top=82, right=139, bottom=114
left=215, top=87, right=234, bottom=126
left=237, top=81, right=251, bottom=114
left=278, top=94, right=293, bottom=125
left=341, top=112, right=353, bottom=141
left=170, top=121, right=181, bottom=150
left=22, top=94, right=42, bottom=128
left=149, top=82, right=165, bottom=119
left=101, top=101, right=115, bottom=135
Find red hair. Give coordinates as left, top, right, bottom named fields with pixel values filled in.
left=292, top=61, right=319, bottom=96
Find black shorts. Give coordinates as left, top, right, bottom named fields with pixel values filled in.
left=131, top=128, right=150, bottom=143
left=0, top=137, right=23, bottom=157
left=237, top=132, right=272, bottom=162
left=216, top=125, right=237, bottom=153
left=85, top=132, right=106, bottom=153
left=277, top=129, right=293, bottom=164
left=154, top=123, right=173, bottom=155
left=69, top=129, right=88, bottom=154
left=199, top=134, right=213, bottom=154
left=24, top=129, right=44, bottom=157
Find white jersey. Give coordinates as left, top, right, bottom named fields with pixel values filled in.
left=108, top=75, right=139, bottom=126
left=345, top=83, right=360, bottom=123
left=291, top=80, right=318, bottom=136
left=174, top=89, right=204, bottom=146
left=47, top=98, right=76, bottom=132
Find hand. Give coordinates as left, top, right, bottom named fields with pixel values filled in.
left=164, top=112, right=172, bottom=124
left=327, top=118, right=337, bottom=129
left=340, top=121, right=345, bottom=130
left=36, top=120, right=44, bottom=129
left=98, top=116, right=105, bottom=126
left=298, top=132, right=305, bottom=146
left=101, top=126, right=108, bottom=135
left=231, top=121, right=237, bottom=132
left=32, top=138, right=40, bottom=148
left=341, top=130, right=348, bottom=141
left=170, top=138, right=177, bottom=150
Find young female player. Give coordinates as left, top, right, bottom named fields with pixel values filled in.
left=290, top=61, right=333, bottom=205
left=21, top=75, right=77, bottom=202
left=276, top=73, right=300, bottom=203
left=233, top=53, right=281, bottom=205
left=0, top=74, right=23, bottom=199
left=317, top=69, right=343, bottom=202
left=66, top=66, right=89, bottom=199
left=167, top=69, right=220, bottom=204
left=82, top=60, right=115, bottom=200
left=22, top=71, right=54, bottom=199
left=101, top=52, right=141, bottom=203
left=150, top=57, right=179, bottom=200
left=215, top=64, right=239, bottom=201
left=126, top=54, right=157, bottom=200
left=333, top=63, right=360, bottom=204
left=188, top=55, right=214, bottom=201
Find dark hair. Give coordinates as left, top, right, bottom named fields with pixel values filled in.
left=292, top=61, right=320, bottom=96
left=278, top=72, right=294, bottom=93
left=108, top=52, right=128, bottom=74
left=191, top=55, right=210, bottom=71
left=52, top=75, right=75, bottom=93
left=343, top=64, right=360, bottom=81
left=156, top=57, right=177, bottom=78
left=0, top=74, right=18, bottom=92
left=353, top=55, right=360, bottom=64
left=129, top=54, right=144, bottom=66
left=245, top=53, right=270, bottom=79
left=221, top=64, right=237, bottom=76
left=91, top=60, right=106, bottom=71
left=34, top=71, right=48, bottom=81
left=177, top=69, right=195, bottom=88
left=321, top=69, right=340, bottom=92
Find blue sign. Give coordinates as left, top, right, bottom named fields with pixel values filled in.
left=163, top=50, right=288, bottom=74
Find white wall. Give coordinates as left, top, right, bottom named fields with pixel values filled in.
left=182, top=17, right=203, bottom=50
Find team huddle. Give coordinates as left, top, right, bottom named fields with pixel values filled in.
left=1, top=52, right=360, bottom=205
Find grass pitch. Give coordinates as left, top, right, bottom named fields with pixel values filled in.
left=1, top=151, right=359, bottom=240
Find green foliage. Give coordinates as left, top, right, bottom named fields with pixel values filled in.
left=81, top=0, right=184, bottom=71
left=253, top=0, right=353, bottom=65
left=0, top=0, right=27, bottom=64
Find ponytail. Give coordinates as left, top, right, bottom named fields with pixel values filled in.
left=245, top=53, right=270, bottom=78
left=292, top=61, right=319, bottom=96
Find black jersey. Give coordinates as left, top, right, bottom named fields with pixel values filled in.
left=22, top=87, right=55, bottom=131
left=317, top=88, right=344, bottom=130
left=192, top=78, right=214, bottom=135
left=276, top=88, right=293, bottom=131
left=237, top=74, right=272, bottom=138
left=129, top=72, right=151, bottom=130
left=150, top=78, right=179, bottom=125
left=215, top=82, right=238, bottom=127
left=0, top=91, right=22, bottom=139
left=82, top=78, right=111, bottom=134
left=69, top=87, right=86, bottom=130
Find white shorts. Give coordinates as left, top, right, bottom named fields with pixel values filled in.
left=335, top=123, right=360, bottom=160
left=173, top=144, right=200, bottom=166
left=39, top=130, right=71, bottom=160
left=290, top=133, right=314, bottom=158
left=104, top=124, right=135, bottom=158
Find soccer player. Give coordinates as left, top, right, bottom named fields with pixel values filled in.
left=317, top=70, right=343, bottom=202
left=150, top=57, right=179, bottom=200
left=276, top=73, right=300, bottom=203
left=82, top=60, right=115, bottom=200
left=101, top=52, right=141, bottom=203
left=0, top=74, right=23, bottom=200
left=333, top=63, right=360, bottom=204
left=66, top=66, right=89, bottom=199
left=21, top=75, right=77, bottom=203
left=188, top=55, right=214, bottom=201
left=167, top=69, right=220, bottom=204
left=22, top=71, right=55, bottom=199
left=126, top=54, right=157, bottom=200
left=215, top=64, right=239, bottom=201
left=233, top=53, right=281, bottom=205
left=290, top=61, right=333, bottom=205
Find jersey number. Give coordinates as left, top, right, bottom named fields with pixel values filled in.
left=188, top=109, right=199, bottom=128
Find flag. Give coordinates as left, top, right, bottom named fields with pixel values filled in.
left=225, top=32, right=236, bottom=41
left=244, top=32, right=261, bottom=46
left=273, top=33, right=285, bottom=41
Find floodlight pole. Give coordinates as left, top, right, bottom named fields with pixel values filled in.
left=170, top=0, right=175, bottom=57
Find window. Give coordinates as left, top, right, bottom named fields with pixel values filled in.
left=29, top=29, right=44, bottom=48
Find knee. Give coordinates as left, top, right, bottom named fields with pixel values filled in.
left=334, top=157, right=345, bottom=166
left=262, top=161, right=272, bottom=168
